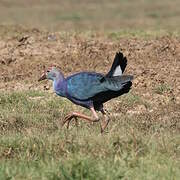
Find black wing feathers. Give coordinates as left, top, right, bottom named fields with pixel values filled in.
left=93, top=81, right=132, bottom=108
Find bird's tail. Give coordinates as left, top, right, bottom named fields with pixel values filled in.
left=101, top=75, right=133, bottom=91
left=106, top=52, right=127, bottom=77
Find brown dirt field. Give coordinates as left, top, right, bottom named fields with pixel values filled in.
left=0, top=27, right=180, bottom=132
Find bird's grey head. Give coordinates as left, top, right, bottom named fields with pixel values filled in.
left=38, top=66, right=63, bottom=82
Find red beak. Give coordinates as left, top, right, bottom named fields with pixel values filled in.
left=38, top=73, right=47, bottom=81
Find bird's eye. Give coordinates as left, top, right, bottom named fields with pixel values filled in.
left=47, top=70, right=50, bottom=73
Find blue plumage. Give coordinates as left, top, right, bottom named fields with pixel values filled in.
left=38, top=52, right=133, bottom=132
left=64, top=72, right=133, bottom=110
left=67, top=72, right=104, bottom=100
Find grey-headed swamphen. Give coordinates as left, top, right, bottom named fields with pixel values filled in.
left=38, top=52, right=133, bottom=133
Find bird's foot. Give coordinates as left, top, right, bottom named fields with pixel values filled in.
left=62, top=113, right=78, bottom=129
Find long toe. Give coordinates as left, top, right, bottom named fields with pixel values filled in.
left=66, top=119, right=71, bottom=129
left=62, top=114, right=72, bottom=127
left=62, top=114, right=76, bottom=128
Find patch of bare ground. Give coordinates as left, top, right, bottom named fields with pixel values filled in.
left=0, top=27, right=179, bottom=132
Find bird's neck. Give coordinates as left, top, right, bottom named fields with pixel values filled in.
left=53, top=73, right=66, bottom=97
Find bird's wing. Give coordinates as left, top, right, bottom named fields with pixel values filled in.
left=100, top=75, right=133, bottom=91
left=66, top=72, right=106, bottom=100
left=66, top=72, right=133, bottom=101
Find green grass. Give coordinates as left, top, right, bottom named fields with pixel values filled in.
left=154, top=83, right=172, bottom=95
left=0, top=91, right=179, bottom=179
left=0, top=0, right=180, bottom=178
left=106, top=29, right=180, bottom=39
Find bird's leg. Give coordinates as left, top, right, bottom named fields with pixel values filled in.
left=62, top=107, right=99, bottom=128
left=100, top=109, right=110, bottom=133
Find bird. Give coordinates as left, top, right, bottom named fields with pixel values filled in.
left=38, top=52, right=133, bottom=133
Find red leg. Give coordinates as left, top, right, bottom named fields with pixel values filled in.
left=62, top=107, right=99, bottom=128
